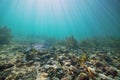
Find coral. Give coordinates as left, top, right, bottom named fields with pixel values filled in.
left=65, top=35, right=78, bottom=49
left=0, top=26, right=12, bottom=46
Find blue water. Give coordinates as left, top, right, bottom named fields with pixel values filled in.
left=0, top=0, right=120, bottom=40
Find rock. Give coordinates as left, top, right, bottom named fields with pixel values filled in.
left=103, top=55, right=112, bottom=63
left=0, top=69, right=12, bottom=80
left=106, top=67, right=118, bottom=78
left=37, top=72, right=50, bottom=80
left=47, top=59, right=56, bottom=65
left=95, top=61, right=105, bottom=68
left=6, top=74, right=16, bottom=80
left=0, top=76, right=6, bottom=80
left=56, top=68, right=64, bottom=79
left=76, top=73, right=89, bottom=80
left=90, top=54, right=97, bottom=60
left=98, top=73, right=109, bottom=80
left=26, top=53, right=34, bottom=61
left=63, top=60, right=71, bottom=67
left=15, top=62, right=24, bottom=67
left=98, top=73, right=114, bottom=80
left=25, top=60, right=34, bottom=67
left=72, top=67, right=81, bottom=75
left=0, top=63, right=14, bottom=71
left=52, top=77, right=60, bottom=80
left=61, top=74, right=72, bottom=80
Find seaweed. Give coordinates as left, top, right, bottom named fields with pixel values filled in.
left=78, top=54, right=96, bottom=80
left=79, top=38, right=98, bottom=48
left=79, top=54, right=87, bottom=67
left=79, top=37, right=120, bottom=49
left=0, top=26, right=12, bottom=46
left=65, top=35, right=78, bottom=49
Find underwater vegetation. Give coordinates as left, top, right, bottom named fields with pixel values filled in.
left=79, top=39, right=97, bottom=48
left=79, top=37, right=120, bottom=49
left=0, top=26, right=12, bottom=46
left=57, top=35, right=78, bottom=49
left=65, top=35, right=78, bottom=49
left=55, top=35, right=120, bottom=50
left=53, top=35, right=78, bottom=49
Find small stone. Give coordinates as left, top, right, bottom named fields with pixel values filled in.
left=0, top=76, right=5, bottom=80
left=0, top=63, right=14, bottom=71
left=98, top=73, right=109, bottom=80
left=95, top=61, right=105, bottom=68
left=73, top=68, right=81, bottom=75
left=77, top=73, right=89, bottom=80
left=37, top=72, right=50, bottom=80
left=16, top=62, right=24, bottom=67
left=106, top=67, right=118, bottom=78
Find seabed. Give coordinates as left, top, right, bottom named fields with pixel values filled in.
left=0, top=37, right=120, bottom=80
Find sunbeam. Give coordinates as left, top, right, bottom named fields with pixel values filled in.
left=0, top=0, right=120, bottom=38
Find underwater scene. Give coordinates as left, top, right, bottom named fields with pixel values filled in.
left=0, top=0, right=120, bottom=80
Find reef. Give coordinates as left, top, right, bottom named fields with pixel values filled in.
left=0, top=37, right=120, bottom=80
